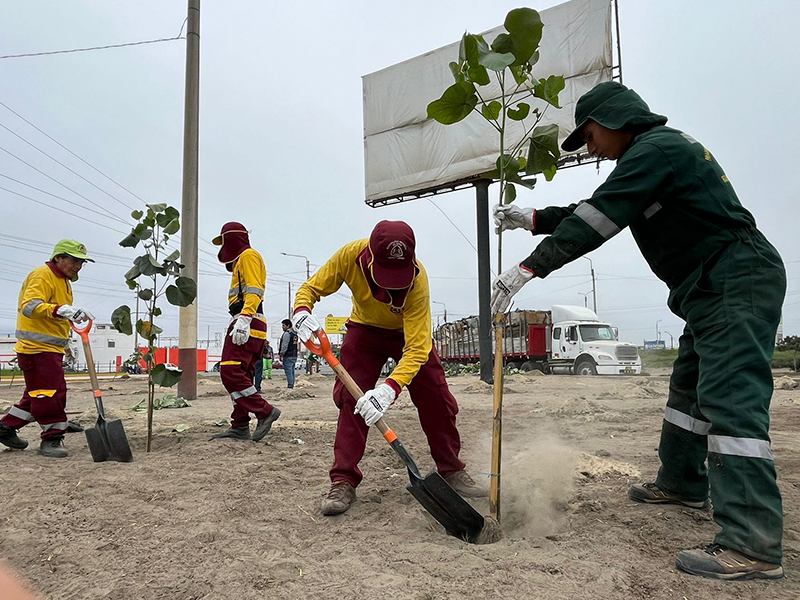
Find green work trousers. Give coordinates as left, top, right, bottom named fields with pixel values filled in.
left=264, top=359, right=272, bottom=379
left=655, top=230, right=785, bottom=563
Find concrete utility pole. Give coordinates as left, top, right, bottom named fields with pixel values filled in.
left=177, top=0, right=200, bottom=401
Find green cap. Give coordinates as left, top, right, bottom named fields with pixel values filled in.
left=51, top=239, right=95, bottom=263
left=561, top=81, right=668, bottom=152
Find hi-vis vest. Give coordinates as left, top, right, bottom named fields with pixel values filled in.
left=15, top=263, right=73, bottom=354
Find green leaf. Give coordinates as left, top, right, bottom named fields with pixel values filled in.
left=172, top=424, right=190, bottom=433
left=478, top=50, right=515, bottom=72
left=155, top=212, right=172, bottom=227
left=151, top=363, right=182, bottom=388
left=481, top=100, right=501, bottom=121
left=133, top=223, right=153, bottom=241
left=137, top=288, right=153, bottom=301
left=491, top=33, right=515, bottom=55
left=125, top=279, right=137, bottom=290
left=111, top=305, right=132, bottom=335
left=146, top=203, right=167, bottom=213
left=136, top=320, right=163, bottom=340
left=528, top=51, right=540, bottom=67
left=163, top=218, right=180, bottom=235
left=533, top=75, right=566, bottom=109
left=507, top=102, right=530, bottom=121
left=131, top=209, right=144, bottom=220
left=124, top=263, right=141, bottom=281
left=165, top=276, right=197, bottom=307
left=164, top=206, right=179, bottom=220
left=510, top=64, right=530, bottom=86
left=153, top=307, right=162, bottom=317
left=460, top=33, right=486, bottom=69
left=165, top=250, right=180, bottom=262
left=427, top=82, right=478, bottom=125
left=133, top=254, right=167, bottom=277
left=466, top=63, right=490, bottom=86
left=505, top=8, right=543, bottom=66
left=495, top=153, right=521, bottom=175
left=527, top=123, right=561, bottom=175
left=143, top=216, right=156, bottom=228
left=543, top=164, right=558, bottom=181
left=119, top=232, right=139, bottom=248
left=448, top=61, right=464, bottom=84
left=504, top=183, right=517, bottom=204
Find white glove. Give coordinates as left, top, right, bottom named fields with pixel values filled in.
left=354, top=383, right=396, bottom=427
left=56, top=305, right=95, bottom=323
left=291, top=310, right=321, bottom=343
left=490, top=264, right=534, bottom=314
left=493, top=204, right=535, bottom=234
left=230, top=314, right=252, bottom=345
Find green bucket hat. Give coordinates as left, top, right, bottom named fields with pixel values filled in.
left=561, top=81, right=668, bottom=152
left=51, top=239, right=95, bottom=263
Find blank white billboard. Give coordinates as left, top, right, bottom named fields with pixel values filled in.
left=363, top=0, right=613, bottom=203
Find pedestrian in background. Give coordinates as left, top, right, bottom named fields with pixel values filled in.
left=0, top=240, right=95, bottom=458
left=278, top=319, right=298, bottom=389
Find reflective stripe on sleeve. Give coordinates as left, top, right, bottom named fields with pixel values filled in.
left=22, top=299, right=44, bottom=317
left=9, top=406, right=33, bottom=421
left=708, top=434, right=774, bottom=460
left=664, top=407, right=711, bottom=435
left=228, top=286, right=240, bottom=297
left=15, top=329, right=69, bottom=346
left=573, top=203, right=621, bottom=239
left=231, top=385, right=257, bottom=400
left=41, top=421, right=68, bottom=432
left=244, top=286, right=264, bottom=297
left=643, top=202, right=662, bottom=219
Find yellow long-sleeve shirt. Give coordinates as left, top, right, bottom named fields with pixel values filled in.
left=294, top=239, right=432, bottom=389
left=227, top=248, right=266, bottom=317
left=15, top=263, right=73, bottom=354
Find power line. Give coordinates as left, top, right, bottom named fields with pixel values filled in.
left=0, top=36, right=185, bottom=60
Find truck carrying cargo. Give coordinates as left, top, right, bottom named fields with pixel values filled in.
left=433, top=305, right=641, bottom=375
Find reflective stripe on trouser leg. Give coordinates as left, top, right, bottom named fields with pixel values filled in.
left=678, top=238, right=785, bottom=563
left=219, top=319, right=272, bottom=428
left=654, top=328, right=711, bottom=502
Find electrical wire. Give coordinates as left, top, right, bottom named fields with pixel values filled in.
left=0, top=35, right=185, bottom=60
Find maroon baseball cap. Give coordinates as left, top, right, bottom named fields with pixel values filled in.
left=368, top=220, right=417, bottom=289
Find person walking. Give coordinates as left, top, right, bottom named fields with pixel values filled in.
left=0, top=240, right=95, bottom=458
left=491, top=81, right=785, bottom=580
left=210, top=222, right=280, bottom=441
left=292, top=220, right=487, bottom=516
left=278, top=319, right=298, bottom=389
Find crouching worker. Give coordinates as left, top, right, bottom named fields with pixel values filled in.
left=211, top=222, right=280, bottom=442
left=292, top=220, right=487, bottom=516
left=0, top=240, right=95, bottom=458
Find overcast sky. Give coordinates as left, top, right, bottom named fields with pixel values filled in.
left=1, top=0, right=798, bottom=349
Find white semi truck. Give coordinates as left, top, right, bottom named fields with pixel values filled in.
left=433, top=305, right=641, bottom=375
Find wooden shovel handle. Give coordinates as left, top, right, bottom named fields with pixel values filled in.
left=302, top=328, right=395, bottom=441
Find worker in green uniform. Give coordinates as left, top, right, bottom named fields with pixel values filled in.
left=491, top=81, right=785, bottom=581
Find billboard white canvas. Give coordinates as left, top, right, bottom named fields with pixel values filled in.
left=363, top=0, right=613, bottom=203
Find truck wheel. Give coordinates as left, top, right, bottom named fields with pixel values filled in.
left=574, top=358, right=597, bottom=376
left=508, top=361, right=524, bottom=371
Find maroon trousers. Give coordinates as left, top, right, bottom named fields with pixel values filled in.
left=219, top=318, right=274, bottom=428
left=331, top=322, right=465, bottom=487
left=1, top=352, right=68, bottom=440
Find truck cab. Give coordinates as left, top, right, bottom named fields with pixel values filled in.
left=549, top=305, right=641, bottom=375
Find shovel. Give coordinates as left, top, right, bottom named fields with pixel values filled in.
left=71, top=320, right=133, bottom=463
left=303, top=329, right=485, bottom=542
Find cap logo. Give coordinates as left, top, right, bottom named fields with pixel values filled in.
left=78, top=244, right=87, bottom=254
left=386, top=240, right=407, bottom=260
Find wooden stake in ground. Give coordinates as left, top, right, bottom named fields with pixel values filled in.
left=490, top=311, right=505, bottom=521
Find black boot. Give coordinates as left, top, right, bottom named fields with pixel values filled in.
left=66, top=420, right=84, bottom=433
left=252, top=407, right=281, bottom=442
left=210, top=426, right=251, bottom=440
left=0, top=423, right=28, bottom=450
left=38, top=437, right=68, bottom=458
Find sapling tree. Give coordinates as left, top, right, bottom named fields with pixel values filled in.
left=111, top=203, right=197, bottom=452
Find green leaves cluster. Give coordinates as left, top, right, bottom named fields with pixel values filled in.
left=426, top=8, right=565, bottom=202
left=111, top=203, right=197, bottom=388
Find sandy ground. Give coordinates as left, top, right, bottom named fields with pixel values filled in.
left=1, top=368, right=799, bottom=600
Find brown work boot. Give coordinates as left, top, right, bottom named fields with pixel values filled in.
left=628, top=482, right=709, bottom=509
left=38, top=437, right=68, bottom=458
left=0, top=423, right=28, bottom=450
left=321, top=481, right=356, bottom=516
left=444, top=470, right=488, bottom=498
left=252, top=407, right=281, bottom=442
left=676, top=544, right=784, bottom=580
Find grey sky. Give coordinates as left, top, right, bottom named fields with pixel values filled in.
left=1, top=0, right=798, bottom=348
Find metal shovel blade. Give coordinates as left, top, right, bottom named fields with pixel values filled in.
left=406, top=470, right=485, bottom=541
left=85, top=413, right=133, bottom=463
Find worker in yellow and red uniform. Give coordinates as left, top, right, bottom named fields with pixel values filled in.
left=292, top=220, right=486, bottom=516
left=0, top=240, right=95, bottom=458
left=211, top=222, right=280, bottom=441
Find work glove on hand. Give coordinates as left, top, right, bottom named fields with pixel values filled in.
left=493, top=204, right=536, bottom=234
left=291, top=310, right=321, bottom=343
left=230, top=314, right=252, bottom=345
left=490, top=264, right=535, bottom=314
left=354, top=383, right=397, bottom=427
left=55, top=305, right=95, bottom=323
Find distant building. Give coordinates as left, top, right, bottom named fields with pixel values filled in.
left=75, top=323, right=136, bottom=373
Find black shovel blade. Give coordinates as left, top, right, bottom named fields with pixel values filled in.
left=407, top=470, right=485, bottom=542
left=85, top=417, right=133, bottom=463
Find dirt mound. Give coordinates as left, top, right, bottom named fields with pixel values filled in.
left=576, top=452, right=641, bottom=478
left=461, top=380, right=518, bottom=394
left=553, top=396, right=623, bottom=422
left=269, top=389, right=317, bottom=401
left=774, top=376, right=799, bottom=390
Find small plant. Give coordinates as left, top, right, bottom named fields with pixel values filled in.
left=111, top=203, right=197, bottom=451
